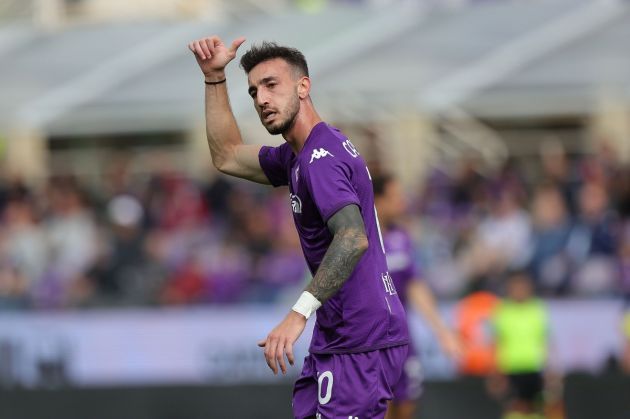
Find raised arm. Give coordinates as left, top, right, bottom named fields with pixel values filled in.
left=189, top=36, right=270, bottom=184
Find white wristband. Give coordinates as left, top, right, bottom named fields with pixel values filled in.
left=291, top=291, right=322, bottom=319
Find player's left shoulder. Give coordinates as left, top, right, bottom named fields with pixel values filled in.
left=306, top=124, right=362, bottom=166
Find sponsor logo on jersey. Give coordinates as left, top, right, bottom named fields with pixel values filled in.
left=290, top=193, right=302, bottom=214
left=309, top=148, right=334, bottom=164
left=382, top=272, right=397, bottom=296
left=343, top=139, right=359, bottom=158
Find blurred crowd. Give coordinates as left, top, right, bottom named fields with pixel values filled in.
left=0, top=157, right=307, bottom=310
left=1, top=139, right=630, bottom=310
left=416, top=140, right=630, bottom=299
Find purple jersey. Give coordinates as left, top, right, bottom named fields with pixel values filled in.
left=259, top=122, right=408, bottom=354
left=383, top=227, right=421, bottom=307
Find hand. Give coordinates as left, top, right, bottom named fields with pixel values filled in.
left=258, top=310, right=307, bottom=375
left=188, top=35, right=246, bottom=78
left=437, top=330, right=463, bottom=361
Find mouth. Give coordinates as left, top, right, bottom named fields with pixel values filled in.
left=262, top=110, right=276, bottom=123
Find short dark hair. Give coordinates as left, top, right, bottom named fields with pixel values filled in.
left=240, top=41, right=309, bottom=77
left=372, top=173, right=394, bottom=198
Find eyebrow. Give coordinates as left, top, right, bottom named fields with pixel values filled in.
left=248, top=76, right=278, bottom=96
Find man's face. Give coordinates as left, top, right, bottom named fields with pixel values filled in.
left=247, top=58, right=302, bottom=135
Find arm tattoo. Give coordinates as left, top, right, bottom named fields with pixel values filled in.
left=306, top=204, right=368, bottom=303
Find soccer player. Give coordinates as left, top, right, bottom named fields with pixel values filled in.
left=189, top=36, right=409, bottom=418
left=372, top=174, right=461, bottom=419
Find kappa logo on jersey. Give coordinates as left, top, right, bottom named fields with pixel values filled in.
left=382, top=272, right=397, bottom=296
left=290, top=193, right=302, bottom=214
left=309, top=148, right=334, bottom=164
left=343, top=139, right=359, bottom=158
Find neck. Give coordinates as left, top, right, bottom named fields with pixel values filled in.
left=282, top=100, right=322, bottom=155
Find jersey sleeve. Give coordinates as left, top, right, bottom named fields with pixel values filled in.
left=304, top=153, right=360, bottom=222
left=258, top=143, right=291, bottom=187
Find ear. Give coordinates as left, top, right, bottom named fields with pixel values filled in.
left=297, top=76, right=310, bottom=99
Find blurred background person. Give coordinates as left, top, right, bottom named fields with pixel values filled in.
left=453, top=285, right=499, bottom=378
left=374, top=173, right=462, bottom=419
left=566, top=181, right=619, bottom=296
left=492, top=271, right=549, bottom=419
left=528, top=182, right=572, bottom=296
left=622, top=303, right=630, bottom=375
left=458, top=186, right=532, bottom=290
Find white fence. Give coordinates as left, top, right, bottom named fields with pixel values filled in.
left=0, top=300, right=625, bottom=387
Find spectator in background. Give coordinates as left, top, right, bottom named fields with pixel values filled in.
left=450, top=154, right=487, bottom=220
left=39, top=177, right=98, bottom=308
left=79, top=194, right=164, bottom=306
left=459, top=187, right=532, bottom=288
left=0, top=175, right=38, bottom=310
left=612, top=166, right=630, bottom=221
left=2, top=197, right=47, bottom=293
left=492, top=271, right=549, bottom=419
left=567, top=182, right=619, bottom=295
left=0, top=263, right=29, bottom=309
left=529, top=183, right=572, bottom=295
left=540, top=140, right=579, bottom=215
left=203, top=173, right=234, bottom=220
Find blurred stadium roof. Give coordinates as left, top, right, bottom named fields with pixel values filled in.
left=1, top=0, right=629, bottom=136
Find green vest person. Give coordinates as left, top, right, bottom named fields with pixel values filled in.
left=492, top=271, right=549, bottom=419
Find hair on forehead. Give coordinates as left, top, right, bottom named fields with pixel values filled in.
left=240, top=41, right=309, bottom=77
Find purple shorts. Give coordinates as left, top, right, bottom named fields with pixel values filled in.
left=391, top=345, right=423, bottom=402
left=292, top=344, right=408, bottom=419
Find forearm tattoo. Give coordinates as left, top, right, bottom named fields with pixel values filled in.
left=306, top=204, right=368, bottom=303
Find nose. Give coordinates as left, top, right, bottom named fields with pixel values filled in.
left=255, top=90, right=269, bottom=108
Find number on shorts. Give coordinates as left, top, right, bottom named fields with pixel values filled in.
left=317, top=371, right=333, bottom=405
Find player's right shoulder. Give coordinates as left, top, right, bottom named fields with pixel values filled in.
left=261, top=142, right=292, bottom=161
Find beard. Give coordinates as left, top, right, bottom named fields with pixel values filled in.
left=263, top=93, right=300, bottom=135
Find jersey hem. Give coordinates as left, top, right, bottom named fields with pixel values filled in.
left=308, top=340, right=409, bottom=355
